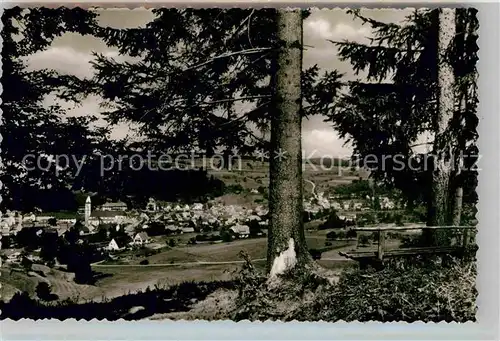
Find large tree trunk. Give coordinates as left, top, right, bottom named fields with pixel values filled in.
left=267, top=9, right=311, bottom=277
left=426, top=8, right=456, bottom=245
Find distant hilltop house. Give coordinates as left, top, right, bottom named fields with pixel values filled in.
left=146, top=198, right=159, bottom=212
left=192, top=203, right=204, bottom=211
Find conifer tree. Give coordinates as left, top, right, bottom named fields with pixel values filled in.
left=327, top=9, right=478, bottom=236
left=1, top=7, right=108, bottom=211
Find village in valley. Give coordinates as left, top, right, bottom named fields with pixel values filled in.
left=0, top=161, right=411, bottom=303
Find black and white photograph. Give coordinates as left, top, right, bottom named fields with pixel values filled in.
left=0, top=7, right=479, bottom=322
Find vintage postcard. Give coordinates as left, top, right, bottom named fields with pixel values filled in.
left=0, top=5, right=484, bottom=325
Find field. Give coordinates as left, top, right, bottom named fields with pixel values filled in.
left=203, top=158, right=368, bottom=199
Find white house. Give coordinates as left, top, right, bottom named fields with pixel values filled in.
left=380, top=197, right=395, bottom=210
left=106, top=238, right=126, bottom=251
left=107, top=238, right=124, bottom=251
left=353, top=202, right=363, bottom=210
left=230, top=224, right=250, bottom=238
left=101, top=201, right=128, bottom=211
left=90, top=210, right=126, bottom=225
left=133, top=232, right=150, bottom=245
left=331, top=202, right=342, bottom=210
left=146, top=198, right=158, bottom=212
left=246, top=215, right=261, bottom=222
left=192, top=203, right=203, bottom=211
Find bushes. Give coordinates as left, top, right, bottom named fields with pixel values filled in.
left=318, top=211, right=346, bottom=230
left=220, top=231, right=233, bottom=243
left=195, top=234, right=222, bottom=242
left=308, top=249, right=322, bottom=260
left=36, top=282, right=58, bottom=301
left=358, top=235, right=370, bottom=246
left=326, top=230, right=346, bottom=240
left=225, top=184, right=244, bottom=194
left=346, top=229, right=357, bottom=239
left=305, top=259, right=477, bottom=322
left=140, top=259, right=149, bottom=265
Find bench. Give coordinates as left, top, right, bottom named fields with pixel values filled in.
left=339, top=225, right=476, bottom=262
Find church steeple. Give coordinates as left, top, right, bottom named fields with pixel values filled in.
left=85, top=196, right=91, bottom=225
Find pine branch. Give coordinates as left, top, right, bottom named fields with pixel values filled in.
left=182, top=47, right=273, bottom=73
left=196, top=95, right=271, bottom=106
left=330, top=40, right=424, bottom=53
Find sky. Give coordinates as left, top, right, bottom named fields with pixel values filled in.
left=27, top=8, right=412, bottom=157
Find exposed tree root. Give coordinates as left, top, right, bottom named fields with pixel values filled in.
left=231, top=251, right=338, bottom=321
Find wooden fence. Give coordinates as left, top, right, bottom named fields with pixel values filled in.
left=339, top=225, right=477, bottom=261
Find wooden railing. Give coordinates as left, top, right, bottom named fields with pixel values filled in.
left=340, top=225, right=477, bottom=261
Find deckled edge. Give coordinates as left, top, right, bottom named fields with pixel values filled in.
left=0, top=2, right=4, bottom=310
left=0, top=5, right=487, bottom=328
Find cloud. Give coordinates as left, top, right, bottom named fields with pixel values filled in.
left=25, top=46, right=95, bottom=79
left=305, top=18, right=370, bottom=42
left=302, top=129, right=352, bottom=157
left=25, top=46, right=129, bottom=79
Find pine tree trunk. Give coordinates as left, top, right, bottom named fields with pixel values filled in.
left=267, top=9, right=311, bottom=277
left=426, top=8, right=456, bottom=245
left=452, top=186, right=463, bottom=225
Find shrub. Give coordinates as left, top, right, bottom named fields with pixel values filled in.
left=318, top=212, right=346, bottom=230
left=36, top=282, right=52, bottom=301
left=303, top=259, right=477, bottom=322
left=326, top=231, right=337, bottom=240
left=140, top=259, right=149, bottom=265
left=324, top=241, right=332, bottom=247
left=370, top=232, right=379, bottom=242
left=394, top=214, right=404, bottom=226
left=346, top=229, right=357, bottom=239
left=220, top=231, right=232, bottom=243
left=309, top=249, right=322, bottom=260
left=358, top=235, right=370, bottom=246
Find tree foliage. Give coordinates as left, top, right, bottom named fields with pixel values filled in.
left=327, top=9, right=478, bottom=210
left=78, top=9, right=342, bottom=158
left=1, top=8, right=109, bottom=211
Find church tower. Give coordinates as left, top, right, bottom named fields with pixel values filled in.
left=85, top=196, right=91, bottom=226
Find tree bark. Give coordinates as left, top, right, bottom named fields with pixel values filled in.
left=426, top=8, right=456, bottom=245
left=267, top=9, right=311, bottom=277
